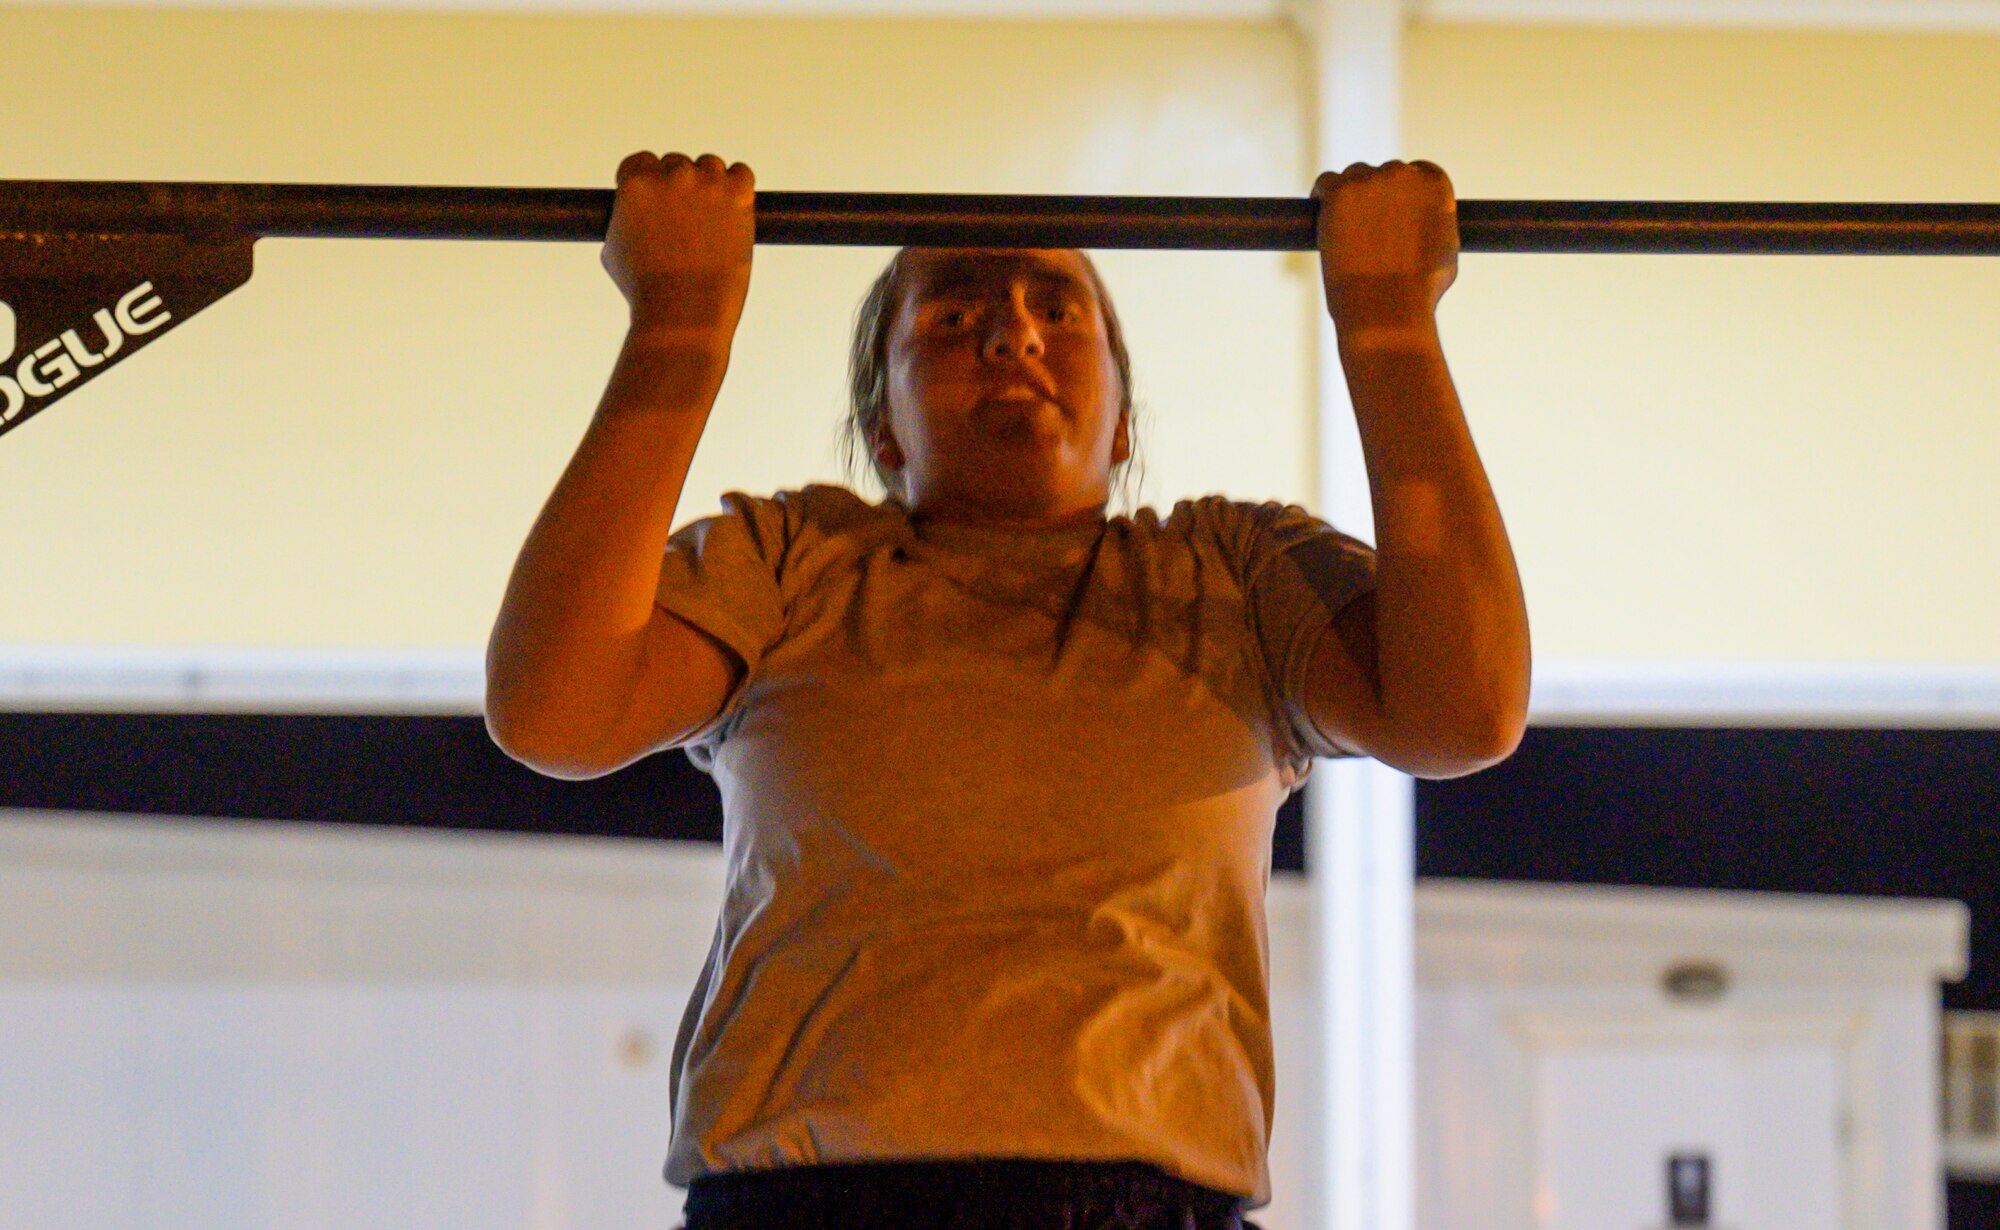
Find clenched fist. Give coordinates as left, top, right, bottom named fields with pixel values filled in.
left=603, top=151, right=756, bottom=341
left=1312, top=160, right=1458, bottom=344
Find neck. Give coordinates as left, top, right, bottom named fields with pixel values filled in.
left=903, top=491, right=1109, bottom=531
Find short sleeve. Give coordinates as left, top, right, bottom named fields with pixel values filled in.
left=652, top=491, right=793, bottom=741
left=1226, top=500, right=1379, bottom=761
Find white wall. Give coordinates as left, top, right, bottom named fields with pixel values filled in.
left=0, top=808, right=1322, bottom=1230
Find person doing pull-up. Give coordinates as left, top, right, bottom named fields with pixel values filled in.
left=485, top=149, right=1530, bottom=1230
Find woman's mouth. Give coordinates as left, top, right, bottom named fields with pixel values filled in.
left=977, top=389, right=1067, bottom=442
left=987, top=384, right=1049, bottom=402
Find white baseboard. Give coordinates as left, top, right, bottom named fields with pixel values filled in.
left=4, top=646, right=2000, bottom=725
left=1529, top=661, right=2000, bottom=727
left=0, top=646, right=486, bottom=714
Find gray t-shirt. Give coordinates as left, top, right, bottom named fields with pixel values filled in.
left=652, top=484, right=1375, bottom=1207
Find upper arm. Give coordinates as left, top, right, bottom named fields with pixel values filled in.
left=604, top=491, right=793, bottom=769
left=485, top=605, right=743, bottom=781
left=1300, top=589, right=1384, bottom=762
left=618, top=603, right=746, bottom=759
left=486, top=490, right=802, bottom=780
left=1301, top=589, right=1524, bottom=779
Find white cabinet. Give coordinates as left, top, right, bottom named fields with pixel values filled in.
left=0, top=809, right=723, bottom=1230
left=0, top=811, right=1972, bottom=1230
left=1414, top=881, right=1968, bottom=1230
left=1530, top=1022, right=1846, bottom=1230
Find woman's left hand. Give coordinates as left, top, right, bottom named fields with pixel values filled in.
left=1312, top=161, right=1459, bottom=344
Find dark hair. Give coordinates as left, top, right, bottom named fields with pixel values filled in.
left=842, top=249, right=1143, bottom=507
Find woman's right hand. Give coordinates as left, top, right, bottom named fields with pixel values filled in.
left=602, top=151, right=756, bottom=342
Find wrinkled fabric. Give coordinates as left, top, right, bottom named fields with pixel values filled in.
left=682, top=1159, right=1258, bottom=1230
left=653, top=486, right=1375, bottom=1209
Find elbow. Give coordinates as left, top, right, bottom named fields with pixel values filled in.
left=1375, top=692, right=1528, bottom=780
left=483, top=634, right=637, bottom=780
left=1397, top=652, right=1532, bottom=779
left=483, top=679, right=630, bottom=782
left=482, top=703, right=586, bottom=781
left=1412, top=704, right=1526, bottom=779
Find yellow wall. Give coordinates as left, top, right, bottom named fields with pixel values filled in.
left=0, top=8, right=1313, bottom=647
left=8, top=9, right=2000, bottom=667
left=1404, top=22, right=2000, bottom=663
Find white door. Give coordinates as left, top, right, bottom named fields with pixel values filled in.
left=1531, top=1038, right=1846, bottom=1230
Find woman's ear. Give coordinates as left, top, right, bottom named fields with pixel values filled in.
left=873, top=423, right=906, bottom=472
left=1110, top=407, right=1131, bottom=466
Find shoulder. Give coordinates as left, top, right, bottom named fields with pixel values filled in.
left=1157, top=495, right=1343, bottom=559
left=687, top=484, right=899, bottom=543
left=782, top=483, right=902, bottom=535
left=1148, top=497, right=1377, bottom=609
left=678, top=484, right=906, bottom=582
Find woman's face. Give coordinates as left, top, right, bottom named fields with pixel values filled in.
left=879, top=248, right=1128, bottom=526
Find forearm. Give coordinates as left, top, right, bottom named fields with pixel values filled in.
left=484, top=329, right=728, bottom=760
left=1340, top=321, right=1530, bottom=768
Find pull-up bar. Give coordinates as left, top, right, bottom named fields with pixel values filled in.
left=6, top=180, right=2000, bottom=255
left=3, top=179, right=1999, bottom=441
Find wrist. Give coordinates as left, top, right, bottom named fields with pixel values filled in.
left=625, top=313, right=738, bottom=350
left=622, top=317, right=735, bottom=368
left=1326, top=276, right=1440, bottom=346
left=1336, top=317, right=1442, bottom=358
left=625, top=271, right=748, bottom=340
left=603, top=331, right=732, bottom=417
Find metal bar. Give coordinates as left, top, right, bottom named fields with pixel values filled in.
left=5, top=180, right=2000, bottom=255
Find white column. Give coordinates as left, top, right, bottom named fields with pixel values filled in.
left=1305, top=760, right=1414, bottom=1230
left=1284, top=4, right=1416, bottom=1230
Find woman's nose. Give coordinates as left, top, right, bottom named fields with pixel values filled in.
left=982, top=301, right=1045, bottom=361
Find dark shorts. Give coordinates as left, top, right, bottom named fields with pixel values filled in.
left=681, top=1159, right=1258, bottom=1230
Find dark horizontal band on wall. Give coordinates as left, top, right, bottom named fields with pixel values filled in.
left=0, top=711, right=1309, bottom=872
left=0, top=711, right=721, bottom=844
left=4, top=712, right=1997, bottom=1008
